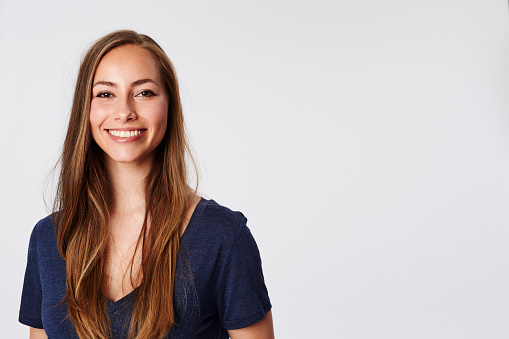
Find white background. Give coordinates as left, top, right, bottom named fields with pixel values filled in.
left=1, top=1, right=509, bottom=338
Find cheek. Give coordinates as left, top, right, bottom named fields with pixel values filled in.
left=89, top=102, right=106, bottom=140
left=152, top=103, right=169, bottom=139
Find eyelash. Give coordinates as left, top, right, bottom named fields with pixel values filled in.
left=96, top=92, right=113, bottom=98
left=137, top=90, right=156, bottom=97
left=95, top=90, right=156, bottom=98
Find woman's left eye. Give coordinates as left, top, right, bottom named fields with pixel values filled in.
left=137, top=90, right=155, bottom=97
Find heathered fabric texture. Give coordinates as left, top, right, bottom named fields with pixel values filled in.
left=19, top=198, right=271, bottom=338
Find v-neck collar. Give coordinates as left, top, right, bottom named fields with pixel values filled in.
left=106, top=197, right=206, bottom=309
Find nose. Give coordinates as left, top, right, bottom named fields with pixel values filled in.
left=114, top=96, right=137, bottom=122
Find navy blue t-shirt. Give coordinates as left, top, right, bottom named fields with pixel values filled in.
left=19, top=198, right=271, bottom=338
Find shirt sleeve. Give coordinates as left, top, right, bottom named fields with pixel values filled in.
left=19, top=226, right=44, bottom=329
left=215, top=214, right=272, bottom=330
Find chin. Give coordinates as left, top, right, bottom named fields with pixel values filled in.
left=105, top=150, right=156, bottom=166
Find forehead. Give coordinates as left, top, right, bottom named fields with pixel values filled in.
left=93, top=44, right=161, bottom=82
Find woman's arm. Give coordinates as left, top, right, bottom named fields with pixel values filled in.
left=227, top=310, right=274, bottom=339
left=30, top=327, right=48, bottom=339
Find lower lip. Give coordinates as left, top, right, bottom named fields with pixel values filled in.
left=106, top=130, right=147, bottom=143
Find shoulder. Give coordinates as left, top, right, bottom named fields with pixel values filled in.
left=199, top=198, right=247, bottom=233
left=183, top=198, right=251, bottom=252
left=31, top=215, right=57, bottom=243
left=33, top=214, right=56, bottom=232
left=27, top=215, right=60, bottom=261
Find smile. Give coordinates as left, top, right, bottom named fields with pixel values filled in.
left=107, top=129, right=146, bottom=137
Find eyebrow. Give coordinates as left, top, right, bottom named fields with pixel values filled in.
left=92, top=79, right=158, bottom=88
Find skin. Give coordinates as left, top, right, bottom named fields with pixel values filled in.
left=29, top=44, right=274, bottom=338
left=29, top=328, right=47, bottom=339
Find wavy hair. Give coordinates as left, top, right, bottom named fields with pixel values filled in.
left=53, top=30, right=195, bottom=338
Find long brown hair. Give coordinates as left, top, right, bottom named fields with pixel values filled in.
left=53, top=30, right=195, bottom=338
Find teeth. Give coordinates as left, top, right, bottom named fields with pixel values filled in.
left=108, top=130, right=144, bottom=138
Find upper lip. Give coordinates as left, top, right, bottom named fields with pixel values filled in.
left=105, top=127, right=147, bottom=131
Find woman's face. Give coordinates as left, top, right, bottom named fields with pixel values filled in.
left=89, top=44, right=169, bottom=167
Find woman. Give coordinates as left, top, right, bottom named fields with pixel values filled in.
left=19, top=30, right=273, bottom=339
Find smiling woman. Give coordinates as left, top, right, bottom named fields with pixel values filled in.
left=18, top=30, right=273, bottom=339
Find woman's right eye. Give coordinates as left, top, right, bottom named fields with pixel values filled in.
left=96, top=92, right=113, bottom=98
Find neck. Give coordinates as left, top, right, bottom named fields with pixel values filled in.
left=105, top=156, right=153, bottom=215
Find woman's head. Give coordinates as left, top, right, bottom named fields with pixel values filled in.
left=65, top=30, right=186, bottom=173
left=90, top=44, right=169, bottom=166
